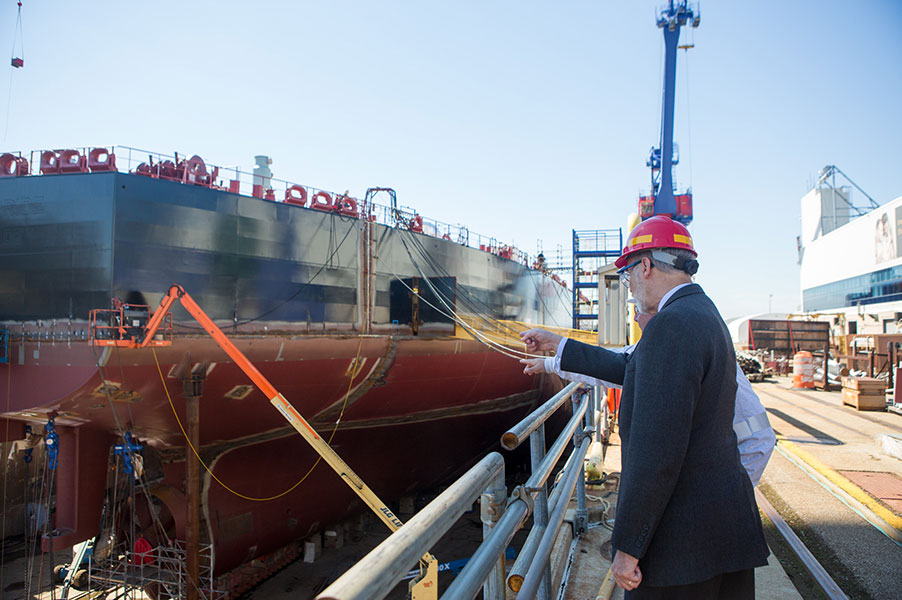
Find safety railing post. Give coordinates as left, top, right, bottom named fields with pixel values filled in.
left=480, top=468, right=507, bottom=600
left=593, top=388, right=599, bottom=429
left=529, top=425, right=553, bottom=600
left=586, top=388, right=596, bottom=437
left=594, top=385, right=607, bottom=443
left=574, top=392, right=589, bottom=534
left=516, top=436, right=592, bottom=600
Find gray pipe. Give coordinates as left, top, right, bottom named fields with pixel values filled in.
left=446, top=397, right=588, bottom=600
left=506, top=522, right=546, bottom=592
left=576, top=392, right=590, bottom=533
left=529, top=426, right=553, bottom=600
left=524, top=397, right=588, bottom=492
left=517, top=435, right=592, bottom=599
left=506, top=444, right=576, bottom=591
left=442, top=499, right=528, bottom=600
left=481, top=471, right=508, bottom=600
left=317, top=452, right=505, bottom=600
left=502, top=382, right=583, bottom=450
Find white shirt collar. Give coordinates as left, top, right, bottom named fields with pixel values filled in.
left=657, top=282, right=693, bottom=313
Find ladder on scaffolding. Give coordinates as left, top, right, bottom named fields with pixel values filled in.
left=571, top=229, right=622, bottom=331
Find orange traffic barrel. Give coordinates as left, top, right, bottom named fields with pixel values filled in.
left=792, top=351, right=815, bottom=389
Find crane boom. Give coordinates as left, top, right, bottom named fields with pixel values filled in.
left=641, top=0, right=699, bottom=224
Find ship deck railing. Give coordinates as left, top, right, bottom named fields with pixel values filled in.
left=2, top=145, right=558, bottom=282
left=317, top=380, right=600, bottom=600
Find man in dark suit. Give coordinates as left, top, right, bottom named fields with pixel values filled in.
left=521, top=216, right=769, bottom=598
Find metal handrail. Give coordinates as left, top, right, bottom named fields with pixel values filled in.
left=444, top=392, right=590, bottom=600
left=441, top=496, right=528, bottom=600
left=517, top=435, right=591, bottom=599
left=506, top=441, right=582, bottom=591
left=501, top=382, right=583, bottom=450
left=316, top=452, right=506, bottom=600
left=523, top=396, right=589, bottom=493
left=309, top=382, right=597, bottom=600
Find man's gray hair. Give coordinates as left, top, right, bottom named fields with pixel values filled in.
left=650, top=248, right=698, bottom=275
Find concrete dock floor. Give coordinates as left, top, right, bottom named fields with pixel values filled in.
left=754, top=377, right=902, bottom=600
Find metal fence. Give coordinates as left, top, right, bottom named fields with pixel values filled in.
left=317, top=381, right=599, bottom=600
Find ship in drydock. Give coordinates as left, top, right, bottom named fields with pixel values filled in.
left=0, top=146, right=581, bottom=595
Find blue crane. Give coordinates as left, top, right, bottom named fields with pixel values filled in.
left=639, top=1, right=700, bottom=225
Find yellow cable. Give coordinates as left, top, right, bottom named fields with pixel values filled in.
left=151, top=338, right=363, bottom=502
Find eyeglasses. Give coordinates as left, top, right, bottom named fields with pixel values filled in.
left=617, top=259, right=642, bottom=285
left=618, top=257, right=655, bottom=285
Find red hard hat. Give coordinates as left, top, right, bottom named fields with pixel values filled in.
left=615, top=215, right=697, bottom=268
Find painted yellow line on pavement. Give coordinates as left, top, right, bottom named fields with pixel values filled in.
left=776, top=436, right=902, bottom=531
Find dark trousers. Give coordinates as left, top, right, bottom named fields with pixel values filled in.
left=625, top=568, right=755, bottom=600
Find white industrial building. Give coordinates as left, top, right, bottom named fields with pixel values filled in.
left=799, top=167, right=902, bottom=336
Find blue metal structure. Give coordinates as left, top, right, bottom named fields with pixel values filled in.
left=45, top=416, right=59, bottom=470
left=572, top=229, right=622, bottom=329
left=642, top=1, right=699, bottom=224
left=113, top=431, right=144, bottom=475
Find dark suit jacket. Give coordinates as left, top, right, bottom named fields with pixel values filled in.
left=561, top=284, right=769, bottom=586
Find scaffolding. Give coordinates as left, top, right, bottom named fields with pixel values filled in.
left=74, top=435, right=226, bottom=599
left=571, top=229, right=622, bottom=331
left=88, top=540, right=224, bottom=600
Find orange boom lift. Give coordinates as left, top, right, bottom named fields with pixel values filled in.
left=90, top=284, right=438, bottom=598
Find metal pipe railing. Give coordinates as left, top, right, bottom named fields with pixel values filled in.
left=592, top=386, right=605, bottom=442
left=502, top=382, right=583, bottom=450
left=442, top=498, right=529, bottom=600
left=506, top=447, right=578, bottom=591
left=317, top=382, right=597, bottom=600
left=445, top=394, right=589, bottom=600
left=528, top=425, right=553, bottom=600
left=507, top=522, right=546, bottom=592
left=576, top=392, right=593, bottom=532
left=523, top=397, right=589, bottom=494
left=481, top=476, right=509, bottom=600
left=316, top=452, right=505, bottom=600
left=517, top=435, right=592, bottom=599
left=506, top=390, right=592, bottom=594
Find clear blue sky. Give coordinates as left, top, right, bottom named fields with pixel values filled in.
left=3, top=1, right=901, bottom=319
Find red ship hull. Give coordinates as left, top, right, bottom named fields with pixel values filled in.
left=0, top=150, right=573, bottom=594
left=1, top=333, right=555, bottom=580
